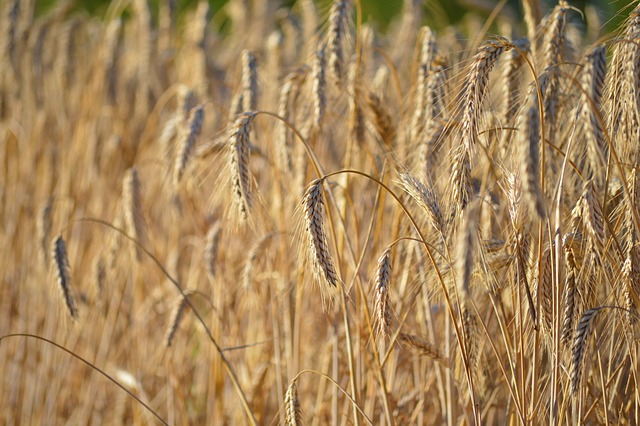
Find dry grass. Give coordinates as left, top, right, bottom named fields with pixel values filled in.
left=2, top=0, right=640, bottom=424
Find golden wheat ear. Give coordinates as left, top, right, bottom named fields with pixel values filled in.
left=51, top=235, right=78, bottom=320
left=284, top=379, right=303, bottom=425
left=373, top=247, right=392, bottom=339
left=302, top=178, right=340, bottom=305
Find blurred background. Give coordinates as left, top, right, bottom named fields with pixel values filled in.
left=34, top=0, right=639, bottom=33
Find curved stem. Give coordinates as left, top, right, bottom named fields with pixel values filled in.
left=292, top=369, right=374, bottom=425
left=63, top=218, right=258, bottom=425
left=0, top=333, right=168, bottom=425
left=316, top=168, right=480, bottom=416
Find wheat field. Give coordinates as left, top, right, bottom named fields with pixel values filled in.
left=1, top=0, right=640, bottom=424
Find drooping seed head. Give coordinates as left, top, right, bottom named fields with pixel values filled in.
left=461, top=38, right=511, bottom=152
left=571, top=308, right=602, bottom=393
left=302, top=179, right=340, bottom=303
left=398, top=172, right=444, bottom=234
left=284, top=380, right=303, bottom=425
left=174, top=105, right=205, bottom=187
left=205, top=221, right=222, bottom=280
left=51, top=235, right=78, bottom=320
left=123, top=167, right=145, bottom=260
left=228, top=112, right=256, bottom=222
left=373, top=248, right=392, bottom=338
left=241, top=50, right=258, bottom=111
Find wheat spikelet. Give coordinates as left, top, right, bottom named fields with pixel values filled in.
left=228, top=112, right=256, bottom=222
left=284, top=380, right=303, bottom=425
left=541, top=2, right=568, bottom=136
left=241, top=50, right=257, bottom=111
left=410, top=27, right=437, bottom=143
left=519, top=98, right=545, bottom=219
left=311, top=43, right=326, bottom=132
left=606, top=4, right=640, bottom=155
left=373, top=248, right=392, bottom=338
left=461, top=306, right=478, bottom=370
left=398, top=333, right=447, bottom=365
left=580, top=181, right=604, bottom=246
left=427, top=57, right=448, bottom=120
left=455, top=204, right=478, bottom=301
left=123, top=167, right=145, bottom=261
left=205, top=221, right=221, bottom=280
left=366, top=91, right=395, bottom=146
left=621, top=253, right=639, bottom=325
left=561, top=248, right=578, bottom=343
left=52, top=235, right=78, bottom=320
left=398, top=172, right=444, bottom=234
left=514, top=232, right=537, bottom=326
left=579, top=45, right=607, bottom=179
left=37, top=199, right=52, bottom=269
left=571, top=308, right=602, bottom=394
left=451, top=145, right=471, bottom=213
left=164, top=290, right=196, bottom=347
left=460, top=37, right=511, bottom=151
left=101, top=18, right=122, bottom=104
left=173, top=104, right=204, bottom=187
left=418, top=120, right=446, bottom=183
left=276, top=68, right=307, bottom=174
left=326, top=0, right=350, bottom=81
left=505, top=172, right=527, bottom=231
left=538, top=247, right=553, bottom=335
left=302, top=179, right=339, bottom=301
left=2, top=0, right=20, bottom=68
left=501, top=38, right=530, bottom=125
left=347, top=62, right=365, bottom=148
left=93, top=255, right=106, bottom=304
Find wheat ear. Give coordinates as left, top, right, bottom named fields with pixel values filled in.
left=205, top=221, right=222, bottom=280
left=398, top=172, right=444, bottom=234
left=173, top=104, right=204, bottom=187
left=373, top=248, right=392, bottom=338
left=241, top=50, right=257, bottom=111
left=228, top=112, right=256, bottom=222
left=571, top=308, right=602, bottom=394
left=398, top=333, right=447, bottom=366
left=302, top=179, right=340, bottom=301
left=164, top=290, right=197, bottom=347
left=326, top=0, right=350, bottom=81
left=460, top=38, right=511, bottom=151
left=519, top=98, right=545, bottom=219
left=284, top=379, right=303, bottom=425
left=52, top=235, right=78, bottom=320
left=123, top=167, right=145, bottom=261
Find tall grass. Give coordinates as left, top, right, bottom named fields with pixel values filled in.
left=1, top=0, right=639, bottom=424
